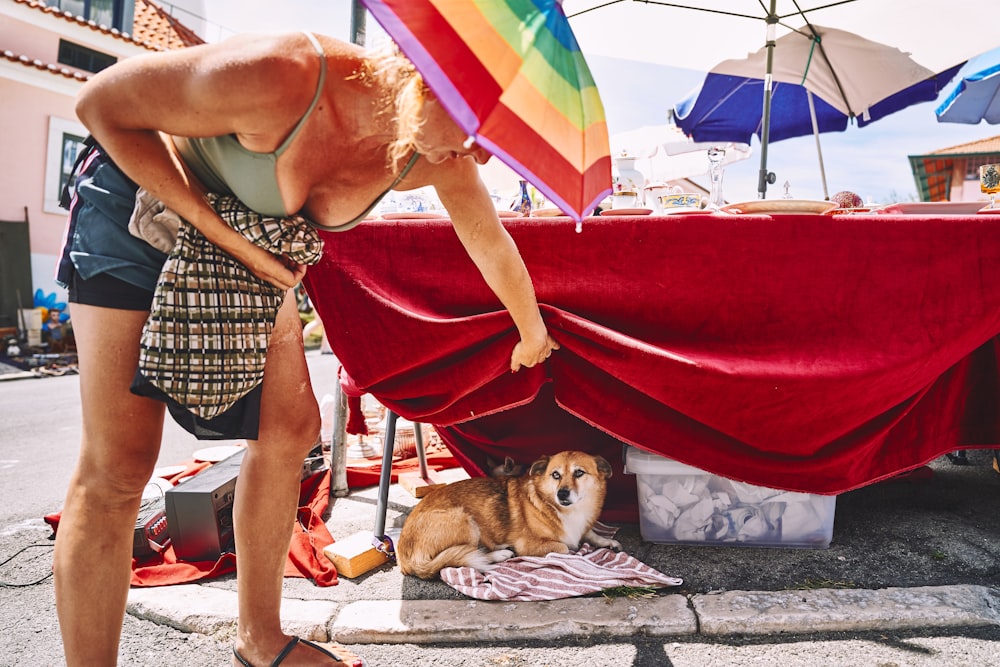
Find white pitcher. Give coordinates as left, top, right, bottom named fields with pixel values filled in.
left=612, top=155, right=645, bottom=204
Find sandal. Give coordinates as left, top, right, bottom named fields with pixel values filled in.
left=233, top=636, right=365, bottom=666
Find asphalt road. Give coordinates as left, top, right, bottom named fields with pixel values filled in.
left=1, top=352, right=999, bottom=666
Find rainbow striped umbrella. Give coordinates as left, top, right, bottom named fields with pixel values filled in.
left=361, top=0, right=611, bottom=222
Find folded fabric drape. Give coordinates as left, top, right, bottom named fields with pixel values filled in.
left=303, top=215, right=1000, bottom=520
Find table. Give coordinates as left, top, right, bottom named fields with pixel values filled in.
left=303, top=212, right=1000, bottom=520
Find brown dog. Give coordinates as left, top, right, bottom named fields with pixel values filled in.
left=396, top=451, right=621, bottom=579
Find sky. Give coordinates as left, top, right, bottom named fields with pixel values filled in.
left=162, top=0, right=999, bottom=206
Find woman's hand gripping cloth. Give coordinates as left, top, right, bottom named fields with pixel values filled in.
left=132, top=193, right=324, bottom=422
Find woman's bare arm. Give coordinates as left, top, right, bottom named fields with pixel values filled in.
left=433, top=158, right=558, bottom=371
left=74, top=33, right=317, bottom=289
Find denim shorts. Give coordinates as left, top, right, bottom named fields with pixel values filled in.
left=57, top=145, right=167, bottom=309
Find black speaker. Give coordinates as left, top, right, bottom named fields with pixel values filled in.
left=164, top=448, right=244, bottom=562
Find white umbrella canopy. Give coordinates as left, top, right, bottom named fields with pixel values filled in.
left=565, top=0, right=998, bottom=76
left=711, top=25, right=942, bottom=120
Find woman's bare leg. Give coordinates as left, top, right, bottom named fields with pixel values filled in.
left=53, top=303, right=166, bottom=666
left=231, top=293, right=350, bottom=666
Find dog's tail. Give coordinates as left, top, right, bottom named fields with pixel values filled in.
left=402, top=544, right=503, bottom=580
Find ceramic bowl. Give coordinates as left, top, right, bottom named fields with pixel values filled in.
left=658, top=193, right=702, bottom=211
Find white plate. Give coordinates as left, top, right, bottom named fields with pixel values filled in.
left=530, top=207, right=567, bottom=217
left=142, top=477, right=173, bottom=499
left=152, top=465, right=187, bottom=479
left=660, top=207, right=707, bottom=215
left=600, top=208, right=653, bottom=216
left=880, top=201, right=986, bottom=215
left=721, top=199, right=838, bottom=215
left=381, top=212, right=446, bottom=220
left=192, top=445, right=245, bottom=463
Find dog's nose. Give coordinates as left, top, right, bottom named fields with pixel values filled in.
left=557, top=488, right=570, bottom=502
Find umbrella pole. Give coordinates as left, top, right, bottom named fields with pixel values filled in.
left=757, top=6, right=778, bottom=199
left=350, top=0, right=366, bottom=46
left=806, top=91, right=830, bottom=200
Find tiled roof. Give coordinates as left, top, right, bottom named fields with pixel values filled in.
left=1, top=48, right=91, bottom=81
left=12, top=0, right=203, bottom=52
left=927, top=134, right=1000, bottom=156
left=131, top=0, right=204, bottom=50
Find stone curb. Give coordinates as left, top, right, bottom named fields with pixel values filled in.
left=329, top=597, right=696, bottom=643
left=692, top=585, right=1000, bottom=635
left=128, top=585, right=338, bottom=642
left=127, top=583, right=1000, bottom=644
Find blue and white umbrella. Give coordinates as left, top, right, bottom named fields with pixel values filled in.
left=670, top=25, right=964, bottom=198
left=936, top=47, right=1000, bottom=125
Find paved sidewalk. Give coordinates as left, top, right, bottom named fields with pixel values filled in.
left=124, top=465, right=1000, bottom=646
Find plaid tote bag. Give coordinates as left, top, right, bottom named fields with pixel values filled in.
left=134, top=193, right=324, bottom=421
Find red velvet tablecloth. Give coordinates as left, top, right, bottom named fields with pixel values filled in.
left=303, top=213, right=1000, bottom=520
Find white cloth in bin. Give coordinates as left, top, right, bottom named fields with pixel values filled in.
left=637, top=473, right=827, bottom=543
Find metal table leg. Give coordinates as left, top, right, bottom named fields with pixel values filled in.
left=374, top=410, right=398, bottom=540
left=414, top=418, right=428, bottom=478
left=328, top=382, right=349, bottom=498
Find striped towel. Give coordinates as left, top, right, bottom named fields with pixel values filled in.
left=439, top=544, right=683, bottom=601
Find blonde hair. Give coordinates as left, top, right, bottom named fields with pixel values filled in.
left=361, top=46, right=429, bottom=169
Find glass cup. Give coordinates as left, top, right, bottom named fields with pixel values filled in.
left=706, top=147, right=727, bottom=210
left=980, top=164, right=1000, bottom=209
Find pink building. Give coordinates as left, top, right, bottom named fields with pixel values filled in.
left=0, top=0, right=201, bottom=328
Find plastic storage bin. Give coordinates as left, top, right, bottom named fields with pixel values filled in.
left=625, top=446, right=835, bottom=549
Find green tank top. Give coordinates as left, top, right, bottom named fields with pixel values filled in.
left=172, top=32, right=419, bottom=230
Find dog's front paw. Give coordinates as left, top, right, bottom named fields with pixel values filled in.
left=584, top=531, right=622, bottom=552
left=486, top=548, right=515, bottom=564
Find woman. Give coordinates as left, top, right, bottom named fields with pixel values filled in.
left=55, top=32, right=559, bottom=666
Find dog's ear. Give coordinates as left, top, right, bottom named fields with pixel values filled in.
left=594, top=455, right=613, bottom=480
left=529, top=456, right=551, bottom=476
left=501, top=456, right=524, bottom=477
left=488, top=456, right=524, bottom=478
